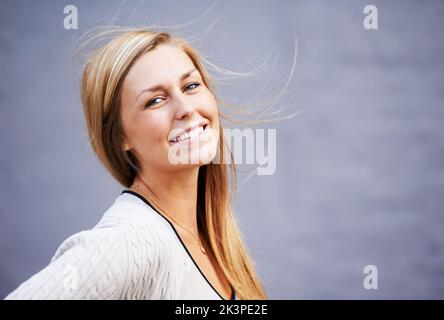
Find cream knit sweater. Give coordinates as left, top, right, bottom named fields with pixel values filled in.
left=4, top=191, right=236, bottom=300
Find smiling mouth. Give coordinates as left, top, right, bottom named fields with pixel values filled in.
left=169, top=124, right=208, bottom=144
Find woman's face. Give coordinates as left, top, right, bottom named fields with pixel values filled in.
left=120, top=44, right=220, bottom=173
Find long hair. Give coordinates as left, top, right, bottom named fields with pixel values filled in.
left=79, top=27, right=268, bottom=300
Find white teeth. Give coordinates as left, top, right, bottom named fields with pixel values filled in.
left=173, top=125, right=205, bottom=143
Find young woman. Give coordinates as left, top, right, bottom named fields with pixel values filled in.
left=5, top=28, right=268, bottom=300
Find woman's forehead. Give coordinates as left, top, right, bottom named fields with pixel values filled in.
left=124, top=45, right=196, bottom=89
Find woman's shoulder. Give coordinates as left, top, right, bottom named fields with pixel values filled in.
left=96, top=192, right=177, bottom=243
left=51, top=192, right=174, bottom=261
left=4, top=192, right=181, bottom=300
left=51, top=192, right=181, bottom=271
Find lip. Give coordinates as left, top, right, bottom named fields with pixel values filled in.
left=168, top=121, right=209, bottom=143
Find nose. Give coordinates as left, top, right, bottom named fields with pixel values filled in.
left=174, top=93, right=196, bottom=120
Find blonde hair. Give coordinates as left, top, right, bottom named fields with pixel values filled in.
left=80, top=27, right=268, bottom=300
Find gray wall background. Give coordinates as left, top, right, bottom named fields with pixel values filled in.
left=1, top=0, right=443, bottom=299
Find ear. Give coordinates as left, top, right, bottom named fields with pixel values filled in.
left=123, top=143, right=131, bottom=151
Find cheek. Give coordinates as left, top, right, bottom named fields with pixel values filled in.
left=134, top=113, right=170, bottom=145
left=209, top=101, right=220, bottom=132
left=201, top=91, right=219, bottom=121
left=205, top=99, right=220, bottom=137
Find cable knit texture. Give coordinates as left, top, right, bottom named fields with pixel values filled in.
left=4, top=195, right=189, bottom=300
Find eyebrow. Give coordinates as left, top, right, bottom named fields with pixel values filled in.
left=134, top=68, right=198, bottom=103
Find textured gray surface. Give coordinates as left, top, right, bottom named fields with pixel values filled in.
left=1, top=0, right=443, bottom=299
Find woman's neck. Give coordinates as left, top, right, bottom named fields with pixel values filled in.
left=131, top=167, right=200, bottom=235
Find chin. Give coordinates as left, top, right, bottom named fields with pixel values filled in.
left=170, top=145, right=218, bottom=168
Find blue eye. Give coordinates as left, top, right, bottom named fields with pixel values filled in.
left=185, top=82, right=200, bottom=91
left=144, top=83, right=200, bottom=108
left=146, top=97, right=164, bottom=108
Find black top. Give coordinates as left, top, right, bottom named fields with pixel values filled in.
left=120, top=189, right=236, bottom=300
